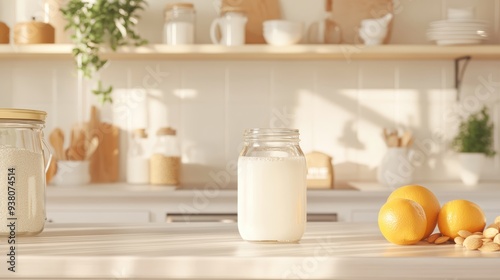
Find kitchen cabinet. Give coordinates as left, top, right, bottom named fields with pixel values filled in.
left=2, top=222, right=498, bottom=279
left=46, top=182, right=500, bottom=224
left=1, top=44, right=500, bottom=60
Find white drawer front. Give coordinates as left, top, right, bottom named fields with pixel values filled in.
left=47, top=210, right=150, bottom=223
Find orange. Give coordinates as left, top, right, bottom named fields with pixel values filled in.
left=387, top=184, right=440, bottom=239
left=378, top=198, right=427, bottom=245
left=437, top=199, right=486, bottom=239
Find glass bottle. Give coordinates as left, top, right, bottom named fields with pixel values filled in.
left=126, top=128, right=150, bottom=184
left=163, top=3, right=196, bottom=45
left=150, top=127, right=181, bottom=186
left=0, top=109, right=51, bottom=236
left=307, top=0, right=342, bottom=44
left=238, top=128, right=307, bottom=242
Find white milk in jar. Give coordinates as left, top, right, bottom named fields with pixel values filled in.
left=238, top=128, right=307, bottom=242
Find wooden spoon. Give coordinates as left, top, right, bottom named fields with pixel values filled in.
left=400, top=131, right=413, bottom=147
left=49, top=128, right=65, bottom=160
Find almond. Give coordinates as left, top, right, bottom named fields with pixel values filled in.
left=494, top=216, right=500, bottom=225
left=482, top=238, right=492, bottom=244
left=486, top=223, right=500, bottom=230
left=435, top=236, right=450, bottom=244
left=427, top=233, right=441, bottom=243
left=464, top=235, right=483, bottom=250
left=484, top=228, right=499, bottom=239
left=479, top=243, right=500, bottom=252
left=454, top=236, right=464, bottom=245
left=473, top=232, right=483, bottom=235
left=458, top=230, right=472, bottom=238
left=493, top=234, right=500, bottom=245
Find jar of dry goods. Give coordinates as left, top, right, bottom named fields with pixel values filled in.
left=0, top=109, right=51, bottom=236
left=163, top=3, right=196, bottom=45
left=127, top=128, right=150, bottom=184
left=150, top=127, right=181, bottom=186
left=238, top=128, right=307, bottom=242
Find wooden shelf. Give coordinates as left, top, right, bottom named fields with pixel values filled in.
left=0, top=44, right=500, bottom=60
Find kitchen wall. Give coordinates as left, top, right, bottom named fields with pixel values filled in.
left=1, top=0, right=500, bottom=187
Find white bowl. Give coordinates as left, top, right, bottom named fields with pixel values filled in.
left=447, top=7, right=475, bottom=20
left=263, top=20, right=303, bottom=46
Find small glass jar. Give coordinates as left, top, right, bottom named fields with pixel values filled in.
left=238, top=128, right=307, bottom=242
left=0, top=109, right=51, bottom=236
left=163, top=3, right=196, bottom=45
left=150, top=127, right=181, bottom=186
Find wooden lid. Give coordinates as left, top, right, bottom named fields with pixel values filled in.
left=165, top=3, right=194, bottom=11
left=157, top=127, right=176, bottom=136
left=132, top=128, right=148, bottom=138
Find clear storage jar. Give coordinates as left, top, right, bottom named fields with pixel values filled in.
left=163, top=3, right=196, bottom=45
left=0, top=109, right=51, bottom=236
left=238, top=128, right=307, bottom=242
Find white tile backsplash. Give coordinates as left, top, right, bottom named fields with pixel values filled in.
left=1, top=0, right=500, bottom=186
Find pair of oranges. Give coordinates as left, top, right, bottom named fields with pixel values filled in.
left=379, top=185, right=486, bottom=245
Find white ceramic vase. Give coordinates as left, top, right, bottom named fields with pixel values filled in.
left=377, top=147, right=414, bottom=189
left=458, top=153, right=485, bottom=186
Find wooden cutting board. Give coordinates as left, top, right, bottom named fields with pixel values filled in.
left=88, top=106, right=120, bottom=183
left=222, top=0, right=281, bottom=44
left=0, top=22, right=9, bottom=44
left=331, top=0, right=393, bottom=44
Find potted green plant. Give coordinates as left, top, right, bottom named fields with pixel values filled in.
left=452, top=106, right=495, bottom=186
left=61, top=0, right=148, bottom=103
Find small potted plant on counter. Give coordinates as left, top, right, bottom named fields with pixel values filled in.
left=452, top=106, right=495, bottom=186
left=61, top=0, right=148, bottom=103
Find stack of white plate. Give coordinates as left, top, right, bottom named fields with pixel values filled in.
left=427, top=19, right=489, bottom=45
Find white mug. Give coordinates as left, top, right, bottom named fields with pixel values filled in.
left=210, top=12, right=247, bottom=46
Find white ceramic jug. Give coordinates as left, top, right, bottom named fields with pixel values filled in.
left=377, top=147, right=414, bottom=189
left=359, top=13, right=393, bottom=45
left=210, top=10, right=247, bottom=46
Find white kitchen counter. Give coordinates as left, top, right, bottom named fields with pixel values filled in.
left=46, top=182, right=500, bottom=223
left=1, top=222, right=498, bottom=279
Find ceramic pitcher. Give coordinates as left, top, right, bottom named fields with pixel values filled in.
left=377, top=147, right=414, bottom=189
left=210, top=9, right=247, bottom=46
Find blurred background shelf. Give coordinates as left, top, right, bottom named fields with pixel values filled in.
left=1, top=44, right=500, bottom=60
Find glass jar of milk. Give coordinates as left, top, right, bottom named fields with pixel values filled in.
left=238, top=128, right=307, bottom=242
left=163, top=3, right=196, bottom=45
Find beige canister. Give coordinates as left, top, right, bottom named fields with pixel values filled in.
left=14, top=20, right=55, bottom=44
left=305, top=151, right=334, bottom=189
left=0, top=22, right=9, bottom=44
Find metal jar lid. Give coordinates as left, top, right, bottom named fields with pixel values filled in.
left=0, top=108, right=47, bottom=122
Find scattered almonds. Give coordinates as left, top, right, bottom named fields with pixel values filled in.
left=478, top=243, right=500, bottom=252
left=458, top=230, right=472, bottom=238
left=493, top=234, right=500, bottom=245
left=484, top=228, right=499, bottom=239
left=463, top=235, right=483, bottom=250
left=435, top=236, right=450, bottom=244
left=421, top=216, right=500, bottom=253
left=427, top=233, right=441, bottom=243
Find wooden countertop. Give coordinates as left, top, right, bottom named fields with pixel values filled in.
left=2, top=222, right=498, bottom=279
